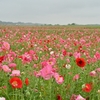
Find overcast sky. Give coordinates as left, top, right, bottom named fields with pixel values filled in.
left=0, top=0, right=100, bottom=25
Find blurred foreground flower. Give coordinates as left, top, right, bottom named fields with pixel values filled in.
left=0, top=97, right=6, bottom=100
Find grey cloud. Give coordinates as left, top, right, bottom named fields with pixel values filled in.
left=0, top=0, right=100, bottom=24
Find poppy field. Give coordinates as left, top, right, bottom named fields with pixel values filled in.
left=0, top=25, right=100, bottom=100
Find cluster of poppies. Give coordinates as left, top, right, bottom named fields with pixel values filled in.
left=0, top=26, right=100, bottom=100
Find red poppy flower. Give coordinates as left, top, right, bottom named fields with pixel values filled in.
left=25, top=78, right=29, bottom=86
left=9, top=77, right=23, bottom=89
left=57, top=95, right=62, bottom=100
left=0, top=56, right=4, bottom=63
left=82, top=83, right=92, bottom=92
left=62, top=50, right=67, bottom=56
left=76, top=58, right=86, bottom=68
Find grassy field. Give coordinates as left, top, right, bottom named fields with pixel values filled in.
left=0, top=25, right=100, bottom=100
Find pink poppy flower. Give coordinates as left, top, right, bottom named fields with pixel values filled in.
left=2, top=65, right=11, bottom=73
left=66, top=58, right=70, bottom=63
left=96, top=68, right=100, bottom=72
left=94, top=51, right=100, bottom=60
left=10, top=70, right=20, bottom=76
left=40, top=65, right=54, bottom=80
left=2, top=41, right=10, bottom=51
left=89, top=70, right=97, bottom=77
left=73, top=74, right=80, bottom=81
left=33, top=64, right=37, bottom=68
left=41, top=58, right=56, bottom=67
left=21, top=53, right=32, bottom=63
left=53, top=73, right=64, bottom=84
left=41, top=61, right=48, bottom=67
left=4, top=52, right=16, bottom=63
left=76, top=95, right=86, bottom=100
left=60, top=38, right=66, bottom=44
left=79, top=39, right=86, bottom=45
left=70, top=94, right=86, bottom=100
left=28, top=50, right=35, bottom=55
left=47, top=58, right=56, bottom=66
left=34, top=71, right=41, bottom=78
left=8, top=63, right=16, bottom=68
left=73, top=52, right=81, bottom=59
